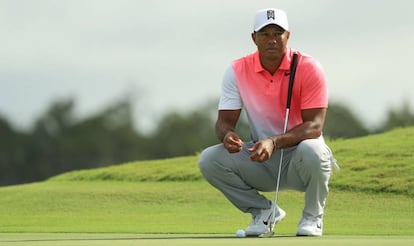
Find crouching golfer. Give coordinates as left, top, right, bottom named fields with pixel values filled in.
left=198, top=8, right=337, bottom=237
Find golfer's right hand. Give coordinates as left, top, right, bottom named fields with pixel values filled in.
left=223, top=131, right=243, bottom=153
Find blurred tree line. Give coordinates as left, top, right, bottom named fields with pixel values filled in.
left=1, top=98, right=413, bottom=186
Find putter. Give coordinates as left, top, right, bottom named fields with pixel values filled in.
left=260, top=53, right=298, bottom=238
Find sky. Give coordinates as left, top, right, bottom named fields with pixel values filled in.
left=1, top=0, right=413, bottom=133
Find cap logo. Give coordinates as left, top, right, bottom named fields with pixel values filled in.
left=267, top=10, right=275, bottom=20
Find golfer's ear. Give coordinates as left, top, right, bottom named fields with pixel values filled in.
left=251, top=32, right=257, bottom=45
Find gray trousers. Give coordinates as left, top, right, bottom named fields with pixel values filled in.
left=198, top=137, right=335, bottom=219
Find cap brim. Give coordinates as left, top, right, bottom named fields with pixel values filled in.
left=254, top=23, right=287, bottom=32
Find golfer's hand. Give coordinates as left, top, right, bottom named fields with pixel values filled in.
left=248, top=138, right=274, bottom=162
left=223, top=132, right=243, bottom=153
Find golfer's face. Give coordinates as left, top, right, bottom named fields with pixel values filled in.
left=253, top=24, right=289, bottom=59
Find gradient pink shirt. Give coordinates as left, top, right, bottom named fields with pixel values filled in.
left=218, top=47, right=328, bottom=141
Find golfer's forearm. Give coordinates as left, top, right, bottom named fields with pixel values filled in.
left=215, top=120, right=235, bottom=142
left=215, top=109, right=242, bottom=142
left=271, top=121, right=322, bottom=149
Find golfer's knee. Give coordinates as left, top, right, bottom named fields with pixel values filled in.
left=198, top=145, right=219, bottom=178
left=198, top=148, right=210, bottom=175
left=296, top=139, right=326, bottom=172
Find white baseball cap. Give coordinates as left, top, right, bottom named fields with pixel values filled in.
left=253, top=8, right=289, bottom=32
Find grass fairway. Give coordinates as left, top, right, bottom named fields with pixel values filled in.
left=0, top=181, right=413, bottom=235
left=0, top=127, right=413, bottom=245
left=1, top=234, right=414, bottom=246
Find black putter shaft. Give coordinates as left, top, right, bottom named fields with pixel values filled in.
left=262, top=53, right=298, bottom=238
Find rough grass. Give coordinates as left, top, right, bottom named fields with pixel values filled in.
left=327, top=127, right=414, bottom=197
left=50, top=156, right=202, bottom=182
left=50, top=127, right=414, bottom=198
left=0, top=127, right=413, bottom=236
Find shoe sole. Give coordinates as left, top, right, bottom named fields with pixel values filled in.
left=296, top=229, right=322, bottom=237
left=296, top=233, right=322, bottom=237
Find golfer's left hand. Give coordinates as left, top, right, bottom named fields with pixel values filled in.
left=248, top=138, right=274, bottom=162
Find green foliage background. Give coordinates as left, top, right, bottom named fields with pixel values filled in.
left=1, top=97, right=414, bottom=186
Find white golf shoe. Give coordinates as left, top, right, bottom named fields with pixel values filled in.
left=296, top=217, right=323, bottom=236
left=245, top=204, right=286, bottom=236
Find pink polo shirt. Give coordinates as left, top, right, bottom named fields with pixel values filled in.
left=218, top=47, right=328, bottom=141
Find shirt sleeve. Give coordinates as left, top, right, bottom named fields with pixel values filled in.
left=218, top=65, right=243, bottom=110
left=300, top=58, right=328, bottom=109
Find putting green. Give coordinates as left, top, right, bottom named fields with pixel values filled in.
left=1, top=233, right=414, bottom=246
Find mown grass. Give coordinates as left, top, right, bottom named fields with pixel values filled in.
left=49, top=156, right=202, bottom=182
left=50, top=127, right=414, bottom=198
left=327, top=127, right=414, bottom=197
left=1, top=234, right=414, bottom=246
left=0, top=181, right=413, bottom=235
left=0, top=127, right=413, bottom=236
